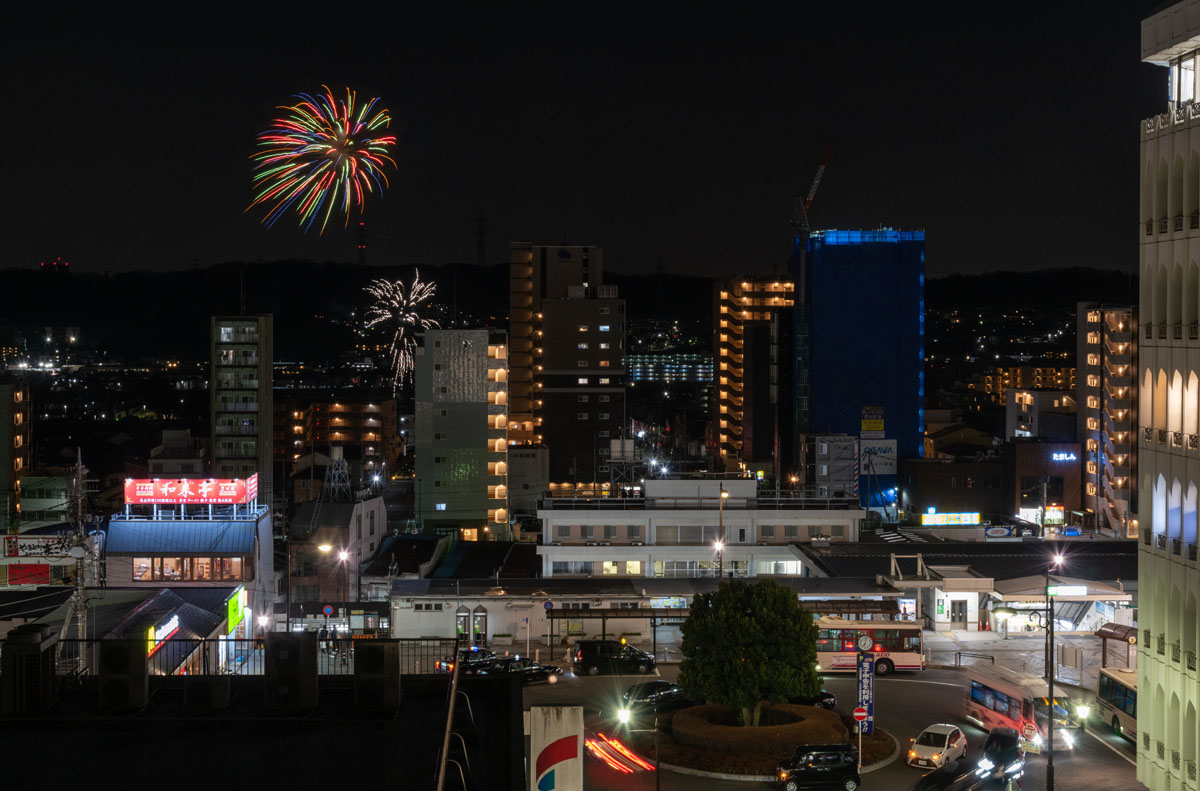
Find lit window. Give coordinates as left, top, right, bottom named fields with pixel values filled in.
left=435, top=503, right=447, bottom=511
left=599, top=325, right=611, bottom=332
left=598, top=378, right=610, bottom=385
left=578, top=412, right=589, bottom=420
left=599, top=360, right=610, bottom=367
left=578, top=325, right=589, bottom=332
left=577, top=377, right=588, bottom=384
left=599, top=343, right=610, bottom=350
left=578, top=343, right=589, bottom=349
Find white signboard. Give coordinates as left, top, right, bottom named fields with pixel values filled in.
left=860, top=440, right=897, bottom=476
left=529, top=705, right=583, bottom=791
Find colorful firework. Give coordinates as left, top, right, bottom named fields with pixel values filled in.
left=364, top=272, right=440, bottom=392
left=248, top=85, right=397, bottom=234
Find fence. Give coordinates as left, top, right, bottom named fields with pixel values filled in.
left=32, top=637, right=459, bottom=678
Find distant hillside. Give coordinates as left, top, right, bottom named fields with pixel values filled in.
left=927, top=268, right=1137, bottom=310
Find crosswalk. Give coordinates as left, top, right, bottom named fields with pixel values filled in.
left=876, top=530, right=926, bottom=543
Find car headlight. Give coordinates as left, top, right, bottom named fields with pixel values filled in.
left=977, top=758, right=994, bottom=772
left=909, top=750, right=917, bottom=758
left=1062, top=730, right=1074, bottom=748
left=1032, top=733, right=1044, bottom=746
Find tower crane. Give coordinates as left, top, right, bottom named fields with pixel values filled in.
left=792, top=140, right=835, bottom=233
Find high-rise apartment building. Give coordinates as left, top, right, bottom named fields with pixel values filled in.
left=508, top=243, right=625, bottom=489
left=210, top=315, right=274, bottom=507
left=1077, top=302, right=1137, bottom=536
left=796, top=229, right=926, bottom=461
left=1139, top=7, right=1200, bottom=789
left=0, top=377, right=30, bottom=530
left=713, top=278, right=795, bottom=471
left=414, top=329, right=508, bottom=539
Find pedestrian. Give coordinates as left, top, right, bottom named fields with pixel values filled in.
left=318, top=625, right=329, bottom=655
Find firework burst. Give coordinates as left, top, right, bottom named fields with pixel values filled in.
left=248, top=85, right=397, bottom=234
left=364, top=272, right=439, bottom=392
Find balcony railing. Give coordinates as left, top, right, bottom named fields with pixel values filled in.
left=1146, top=323, right=1155, bottom=339
left=1174, top=431, right=1185, bottom=448
left=1143, top=529, right=1152, bottom=546
left=1192, top=211, right=1199, bottom=230
left=1156, top=533, right=1168, bottom=550
left=1173, top=537, right=1183, bottom=556
left=1146, top=220, right=1155, bottom=236
left=1173, top=642, right=1181, bottom=663
left=1161, top=218, right=1170, bottom=235
left=1158, top=634, right=1166, bottom=656
left=1159, top=324, right=1169, bottom=340
left=1173, top=750, right=1181, bottom=770
left=1144, top=629, right=1152, bottom=648
left=1175, top=323, right=1184, bottom=340
left=1192, top=323, right=1200, bottom=341
left=1143, top=732, right=1151, bottom=751
left=1189, top=759, right=1198, bottom=782
left=1189, top=543, right=1198, bottom=562
left=1159, top=428, right=1170, bottom=444
left=1176, top=215, right=1186, bottom=232
left=1188, top=651, right=1197, bottom=672
left=1157, top=740, right=1166, bottom=760
left=1191, top=435, right=1200, bottom=451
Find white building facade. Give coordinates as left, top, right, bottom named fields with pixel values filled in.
left=1140, top=5, right=1200, bottom=789
left=536, top=479, right=863, bottom=579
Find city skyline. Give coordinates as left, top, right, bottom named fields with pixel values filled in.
left=6, top=2, right=1162, bottom=278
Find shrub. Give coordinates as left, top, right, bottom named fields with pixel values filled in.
left=671, top=703, right=847, bottom=757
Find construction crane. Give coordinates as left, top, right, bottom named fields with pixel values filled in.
left=791, top=140, right=835, bottom=233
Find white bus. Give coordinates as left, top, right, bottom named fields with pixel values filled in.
left=1095, top=667, right=1137, bottom=741
left=962, top=665, right=1082, bottom=752
left=814, top=618, right=924, bottom=675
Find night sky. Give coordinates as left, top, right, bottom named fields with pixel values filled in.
left=5, top=2, right=1168, bottom=278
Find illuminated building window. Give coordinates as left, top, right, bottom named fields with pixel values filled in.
left=578, top=325, right=589, bottom=332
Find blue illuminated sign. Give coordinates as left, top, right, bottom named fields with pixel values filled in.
left=1051, top=452, right=1077, bottom=462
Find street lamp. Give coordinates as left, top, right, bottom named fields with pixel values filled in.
left=618, top=708, right=660, bottom=791
left=1046, top=552, right=1064, bottom=791
left=717, top=485, right=730, bottom=579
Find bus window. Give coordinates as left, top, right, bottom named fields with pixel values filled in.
left=972, top=681, right=987, bottom=705
left=902, top=632, right=921, bottom=651
left=817, top=629, right=839, bottom=651
left=874, top=629, right=900, bottom=651
left=993, top=690, right=1010, bottom=717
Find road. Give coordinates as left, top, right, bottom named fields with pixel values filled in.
left=523, top=666, right=1145, bottom=791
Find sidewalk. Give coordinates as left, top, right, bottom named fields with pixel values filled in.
left=922, top=630, right=1135, bottom=694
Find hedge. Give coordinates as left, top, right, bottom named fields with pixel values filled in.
left=671, top=703, right=847, bottom=756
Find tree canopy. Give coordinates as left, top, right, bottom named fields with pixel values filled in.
left=677, top=579, right=820, bottom=726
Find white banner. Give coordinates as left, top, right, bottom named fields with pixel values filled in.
left=529, top=705, right=583, bottom=791
left=860, top=440, right=897, bottom=476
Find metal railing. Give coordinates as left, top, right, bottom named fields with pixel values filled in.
left=1174, top=750, right=1181, bottom=770
left=1146, top=220, right=1155, bottom=237
left=955, top=652, right=995, bottom=666
left=1144, top=427, right=1155, bottom=443
left=42, top=637, right=458, bottom=677
left=1175, top=431, right=1185, bottom=447
left=1158, top=740, right=1166, bottom=761
left=1173, top=642, right=1181, bottom=663
left=1173, top=538, right=1183, bottom=556
left=1158, top=634, right=1166, bottom=656
left=1145, top=629, right=1152, bottom=648
left=1189, top=651, right=1197, bottom=672
left=1176, top=215, right=1185, bottom=232
left=1188, top=759, right=1197, bottom=781
left=1144, top=732, right=1151, bottom=751
left=1176, top=323, right=1185, bottom=340
left=1189, top=543, right=1198, bottom=562
left=1192, top=323, right=1200, bottom=341
left=1160, top=428, right=1170, bottom=443
left=1157, top=533, right=1168, bottom=550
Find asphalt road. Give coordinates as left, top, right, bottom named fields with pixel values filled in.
left=523, top=666, right=1145, bottom=791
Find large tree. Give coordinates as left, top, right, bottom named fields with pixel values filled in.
left=677, top=579, right=820, bottom=726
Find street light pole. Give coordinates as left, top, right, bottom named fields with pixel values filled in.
left=1046, top=553, right=1063, bottom=791
left=716, top=484, right=730, bottom=579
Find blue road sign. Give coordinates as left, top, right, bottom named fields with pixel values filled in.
left=544, top=600, right=554, bottom=610
left=856, top=652, right=875, bottom=735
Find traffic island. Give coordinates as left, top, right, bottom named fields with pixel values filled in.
left=625, top=703, right=898, bottom=780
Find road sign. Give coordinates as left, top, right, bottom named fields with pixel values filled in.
left=544, top=600, right=554, bottom=611
left=853, top=706, right=869, bottom=722
left=855, top=652, right=875, bottom=735
left=322, top=605, right=334, bottom=617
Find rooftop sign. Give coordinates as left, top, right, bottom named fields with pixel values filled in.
left=124, top=474, right=258, bottom=506
left=920, top=512, right=981, bottom=526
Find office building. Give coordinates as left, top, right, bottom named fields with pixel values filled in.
left=508, top=243, right=626, bottom=489
left=625, top=351, right=713, bottom=383
left=414, top=329, right=509, bottom=539
left=797, top=229, right=925, bottom=460
left=1138, top=7, right=1200, bottom=789
left=1076, top=302, right=1138, bottom=536
left=210, top=315, right=273, bottom=507
left=536, top=478, right=863, bottom=579
left=0, top=377, right=30, bottom=530
left=713, top=278, right=795, bottom=472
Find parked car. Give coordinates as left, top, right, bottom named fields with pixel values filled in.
left=435, top=646, right=496, bottom=673
left=573, top=640, right=656, bottom=676
left=975, top=727, right=1024, bottom=782
left=461, top=656, right=563, bottom=684
left=775, top=744, right=860, bottom=791
left=789, top=689, right=838, bottom=710
left=908, top=723, right=968, bottom=769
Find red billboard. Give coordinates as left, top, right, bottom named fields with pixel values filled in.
left=8, top=564, right=50, bottom=585
left=124, top=473, right=259, bottom=505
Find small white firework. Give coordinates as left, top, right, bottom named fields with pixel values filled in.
left=363, top=270, right=440, bottom=392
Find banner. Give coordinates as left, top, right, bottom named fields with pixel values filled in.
left=124, top=473, right=259, bottom=505
left=856, top=652, right=875, bottom=735
left=529, top=705, right=583, bottom=791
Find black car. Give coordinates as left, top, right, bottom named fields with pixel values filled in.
left=618, top=684, right=696, bottom=722
left=789, top=689, right=838, bottom=710
left=623, top=680, right=676, bottom=705
left=461, top=656, right=564, bottom=684
left=975, top=727, right=1024, bottom=783
left=776, top=744, right=860, bottom=791
left=573, top=640, right=656, bottom=676
left=434, top=647, right=496, bottom=673
left=909, top=760, right=983, bottom=791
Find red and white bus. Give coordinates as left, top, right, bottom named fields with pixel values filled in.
left=963, top=665, right=1081, bottom=751
left=814, top=618, right=925, bottom=675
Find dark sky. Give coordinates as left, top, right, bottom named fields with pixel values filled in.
left=4, top=2, right=1167, bottom=278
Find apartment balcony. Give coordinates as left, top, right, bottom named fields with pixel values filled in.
left=487, top=369, right=509, bottom=383
left=214, top=426, right=259, bottom=437
left=216, top=403, right=261, bottom=413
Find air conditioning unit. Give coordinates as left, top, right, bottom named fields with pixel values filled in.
left=184, top=675, right=231, bottom=714
left=631, top=541, right=644, bottom=546
left=265, top=631, right=318, bottom=713
left=0, top=624, right=58, bottom=715
left=99, top=640, right=149, bottom=712
left=354, top=640, right=401, bottom=711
